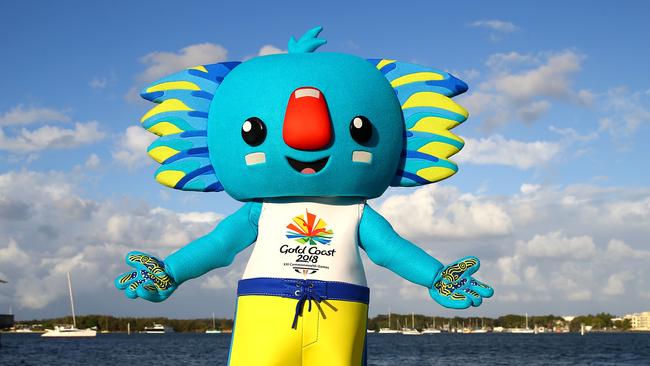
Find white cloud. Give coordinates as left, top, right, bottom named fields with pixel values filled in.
left=178, top=211, right=222, bottom=224
left=549, top=125, right=598, bottom=142
left=599, top=87, right=650, bottom=137
left=520, top=184, right=541, bottom=195
left=0, top=170, right=224, bottom=310
left=200, top=275, right=228, bottom=290
left=516, top=231, right=596, bottom=259
left=606, top=197, right=650, bottom=223
left=470, top=20, right=518, bottom=33
left=89, top=77, right=108, bottom=89
left=486, top=52, right=535, bottom=70
left=257, top=44, right=285, bottom=56
left=0, top=121, right=104, bottom=153
left=112, top=126, right=156, bottom=168
left=457, top=135, right=561, bottom=169
left=0, top=105, right=70, bottom=126
left=602, top=271, right=633, bottom=296
left=462, top=50, right=585, bottom=127
left=377, top=185, right=512, bottom=241
left=493, top=51, right=583, bottom=101
left=0, top=239, right=30, bottom=266
left=85, top=153, right=100, bottom=168
left=365, top=183, right=650, bottom=316
left=517, top=100, right=550, bottom=122
left=139, top=43, right=228, bottom=83
left=126, top=42, right=229, bottom=103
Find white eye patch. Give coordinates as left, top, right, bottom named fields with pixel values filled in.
left=352, top=151, right=372, bottom=164
left=245, top=152, right=266, bottom=166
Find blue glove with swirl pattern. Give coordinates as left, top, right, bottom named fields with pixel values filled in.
left=114, top=251, right=178, bottom=302
left=429, top=256, right=494, bottom=309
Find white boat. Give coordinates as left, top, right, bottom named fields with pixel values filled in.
left=421, top=316, right=442, bottom=334
left=401, top=313, right=421, bottom=335
left=509, top=313, right=535, bottom=334
left=470, top=328, right=488, bottom=333
left=421, top=328, right=442, bottom=334
left=205, top=313, right=221, bottom=334
left=42, top=325, right=97, bottom=338
left=142, top=323, right=174, bottom=334
left=42, top=273, right=97, bottom=338
left=378, top=311, right=401, bottom=334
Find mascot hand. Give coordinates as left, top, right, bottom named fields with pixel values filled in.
left=429, top=256, right=493, bottom=309
left=115, top=251, right=178, bottom=302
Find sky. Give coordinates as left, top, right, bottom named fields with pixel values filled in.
left=0, top=0, right=649, bottom=320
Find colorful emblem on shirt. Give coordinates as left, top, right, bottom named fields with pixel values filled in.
left=286, top=210, right=333, bottom=245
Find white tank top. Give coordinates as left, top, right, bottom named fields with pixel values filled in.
left=242, top=199, right=367, bottom=286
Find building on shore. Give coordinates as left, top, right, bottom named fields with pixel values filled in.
left=623, top=312, right=650, bottom=331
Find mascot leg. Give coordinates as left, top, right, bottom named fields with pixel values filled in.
left=302, top=299, right=368, bottom=366
left=228, top=278, right=369, bottom=366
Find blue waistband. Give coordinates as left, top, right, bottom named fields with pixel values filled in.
left=237, top=277, right=370, bottom=329
left=237, top=277, right=370, bottom=303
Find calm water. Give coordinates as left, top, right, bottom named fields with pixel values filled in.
left=1, top=332, right=649, bottom=365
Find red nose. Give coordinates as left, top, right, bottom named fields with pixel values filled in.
left=283, top=87, right=332, bottom=151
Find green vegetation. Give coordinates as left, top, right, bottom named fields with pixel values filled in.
left=366, top=313, right=632, bottom=332
left=18, top=315, right=233, bottom=333
left=569, top=313, right=631, bottom=331
left=15, top=312, right=633, bottom=333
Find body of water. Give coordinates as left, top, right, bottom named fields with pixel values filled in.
left=1, top=332, right=649, bottom=365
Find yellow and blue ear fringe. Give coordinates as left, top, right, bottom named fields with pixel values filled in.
left=140, top=62, right=240, bottom=192
left=368, top=59, right=469, bottom=187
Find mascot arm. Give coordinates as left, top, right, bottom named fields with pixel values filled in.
left=359, top=204, right=493, bottom=309
left=163, top=201, right=261, bottom=283
left=115, top=202, right=261, bottom=302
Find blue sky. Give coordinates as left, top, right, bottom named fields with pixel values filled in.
left=1, top=1, right=649, bottom=320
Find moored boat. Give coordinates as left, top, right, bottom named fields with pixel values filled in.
left=41, top=272, right=97, bottom=338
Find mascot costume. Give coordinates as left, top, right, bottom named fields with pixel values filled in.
left=115, top=27, right=493, bottom=365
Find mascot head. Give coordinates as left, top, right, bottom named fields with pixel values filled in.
left=140, top=27, right=468, bottom=201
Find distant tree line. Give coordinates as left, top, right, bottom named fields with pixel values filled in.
left=16, top=312, right=633, bottom=333
left=18, top=315, right=233, bottom=333
left=366, top=313, right=632, bottom=331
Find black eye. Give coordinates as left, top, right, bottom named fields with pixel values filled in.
left=349, top=116, right=372, bottom=144
left=241, top=117, right=267, bottom=146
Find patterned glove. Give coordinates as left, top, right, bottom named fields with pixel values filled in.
left=429, top=256, right=494, bottom=309
left=115, top=251, right=178, bottom=302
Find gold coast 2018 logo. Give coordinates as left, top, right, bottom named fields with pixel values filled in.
left=286, top=210, right=333, bottom=245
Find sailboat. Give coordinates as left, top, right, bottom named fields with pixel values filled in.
left=509, top=313, right=534, bottom=334
left=42, top=272, right=97, bottom=338
left=378, top=310, right=400, bottom=334
left=402, top=313, right=421, bottom=335
left=421, top=316, right=442, bottom=334
left=205, top=313, right=221, bottom=334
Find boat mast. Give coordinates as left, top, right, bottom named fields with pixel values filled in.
left=212, top=312, right=216, bottom=329
left=67, top=272, right=76, bottom=328
left=525, top=313, right=529, bottom=329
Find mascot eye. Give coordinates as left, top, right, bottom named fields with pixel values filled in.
left=241, top=117, right=267, bottom=146
left=349, top=116, right=372, bottom=144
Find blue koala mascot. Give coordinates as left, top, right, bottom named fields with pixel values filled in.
left=116, top=27, right=493, bottom=366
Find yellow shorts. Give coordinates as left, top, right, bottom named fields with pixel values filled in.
left=228, top=278, right=369, bottom=366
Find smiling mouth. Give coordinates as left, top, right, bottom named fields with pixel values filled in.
left=286, top=157, right=329, bottom=174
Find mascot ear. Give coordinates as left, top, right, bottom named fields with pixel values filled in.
left=368, top=59, right=469, bottom=187
left=139, top=62, right=240, bottom=192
